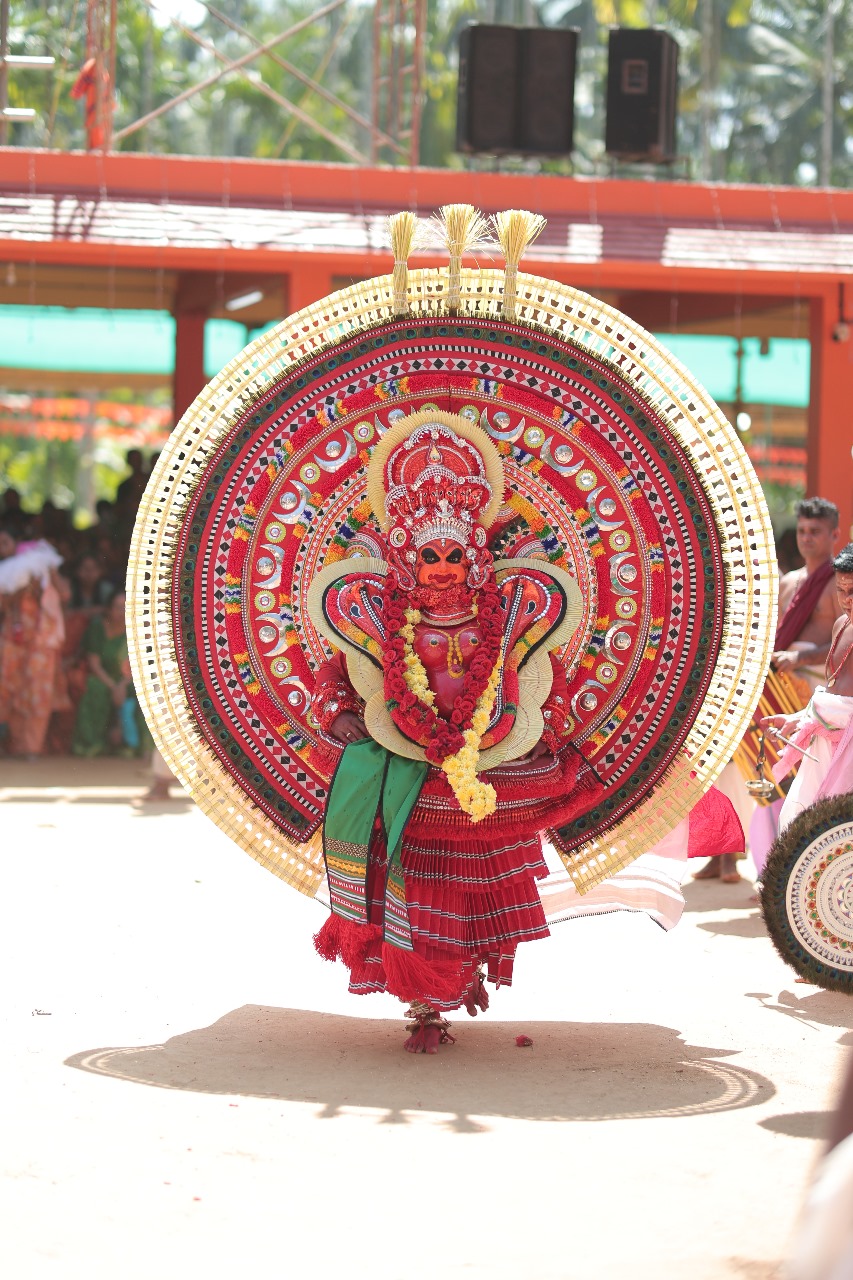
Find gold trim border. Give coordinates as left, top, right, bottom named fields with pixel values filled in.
left=127, top=268, right=776, bottom=897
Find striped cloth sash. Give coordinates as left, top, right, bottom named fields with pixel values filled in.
left=323, top=738, right=428, bottom=951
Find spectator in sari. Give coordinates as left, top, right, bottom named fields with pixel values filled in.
left=0, top=522, right=65, bottom=758
left=72, top=592, right=146, bottom=756
left=69, top=552, right=113, bottom=612
left=45, top=567, right=90, bottom=754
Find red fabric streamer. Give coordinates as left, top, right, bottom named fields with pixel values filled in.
left=687, top=785, right=745, bottom=859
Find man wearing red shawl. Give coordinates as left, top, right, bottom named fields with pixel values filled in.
left=307, top=409, right=603, bottom=1052
left=774, top=498, right=844, bottom=684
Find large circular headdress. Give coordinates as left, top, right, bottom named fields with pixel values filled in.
left=128, top=205, right=776, bottom=898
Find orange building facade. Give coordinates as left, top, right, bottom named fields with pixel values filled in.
left=0, top=147, right=851, bottom=535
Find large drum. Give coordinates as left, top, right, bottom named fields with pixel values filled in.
left=733, top=668, right=813, bottom=803
left=761, top=792, right=853, bottom=991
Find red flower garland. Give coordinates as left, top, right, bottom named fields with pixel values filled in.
left=382, top=568, right=503, bottom=766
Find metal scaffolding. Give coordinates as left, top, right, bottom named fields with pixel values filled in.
left=0, top=0, right=56, bottom=145
left=371, top=0, right=427, bottom=166
left=67, top=0, right=426, bottom=166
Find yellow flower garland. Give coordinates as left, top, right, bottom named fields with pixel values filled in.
left=401, top=607, right=501, bottom=822
left=401, top=608, right=435, bottom=707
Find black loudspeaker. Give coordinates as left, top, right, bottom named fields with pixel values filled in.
left=457, top=24, right=578, bottom=156
left=517, top=28, right=577, bottom=155
left=605, top=28, right=678, bottom=162
left=456, top=24, right=518, bottom=154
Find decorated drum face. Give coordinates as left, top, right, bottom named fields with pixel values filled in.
left=761, top=794, right=853, bottom=992
left=128, top=266, right=775, bottom=897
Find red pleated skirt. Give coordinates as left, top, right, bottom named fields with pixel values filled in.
left=317, top=748, right=602, bottom=1011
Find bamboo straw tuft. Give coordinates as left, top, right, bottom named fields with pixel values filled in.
left=388, top=211, right=420, bottom=316
left=492, top=209, right=546, bottom=320
left=434, top=203, right=490, bottom=314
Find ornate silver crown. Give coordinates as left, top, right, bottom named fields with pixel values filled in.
left=411, top=499, right=473, bottom=548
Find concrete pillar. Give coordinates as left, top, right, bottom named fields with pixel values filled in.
left=172, top=309, right=207, bottom=425
left=808, top=290, right=853, bottom=541
left=287, top=266, right=333, bottom=316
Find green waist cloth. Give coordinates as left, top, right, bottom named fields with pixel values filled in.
left=323, top=738, right=428, bottom=950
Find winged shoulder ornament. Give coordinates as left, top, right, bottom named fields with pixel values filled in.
left=307, top=555, right=583, bottom=768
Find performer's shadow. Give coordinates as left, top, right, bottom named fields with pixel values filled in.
left=747, top=990, right=853, bottom=1043
left=697, top=913, right=767, bottom=939
left=759, top=1111, right=830, bottom=1140
left=682, top=878, right=759, bottom=914
left=66, top=1007, right=774, bottom=1130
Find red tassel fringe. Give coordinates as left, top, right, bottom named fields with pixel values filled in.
left=314, top=913, right=467, bottom=1006
left=313, top=914, right=382, bottom=968
left=381, top=942, right=465, bottom=1006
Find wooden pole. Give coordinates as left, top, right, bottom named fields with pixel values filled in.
left=172, top=309, right=207, bottom=425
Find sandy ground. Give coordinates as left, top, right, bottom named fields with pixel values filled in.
left=2, top=758, right=852, bottom=1280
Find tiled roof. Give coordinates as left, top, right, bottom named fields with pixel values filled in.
left=1, top=191, right=851, bottom=275
left=0, top=149, right=851, bottom=276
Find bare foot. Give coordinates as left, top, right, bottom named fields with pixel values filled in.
left=142, top=779, right=173, bottom=802
left=404, top=1022, right=442, bottom=1054
left=719, top=852, right=743, bottom=884
left=692, top=858, right=720, bottom=880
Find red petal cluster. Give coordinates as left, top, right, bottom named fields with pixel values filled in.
left=381, top=567, right=503, bottom=764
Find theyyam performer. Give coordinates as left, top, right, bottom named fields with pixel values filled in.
left=307, top=407, right=599, bottom=1046
left=733, top=497, right=844, bottom=883
left=128, top=205, right=774, bottom=1051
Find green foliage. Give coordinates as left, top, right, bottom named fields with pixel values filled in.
left=4, top=0, right=852, bottom=185
left=0, top=430, right=138, bottom=519
left=760, top=479, right=807, bottom=534
left=1, top=436, right=82, bottom=513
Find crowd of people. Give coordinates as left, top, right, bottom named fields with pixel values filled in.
left=0, top=449, right=153, bottom=762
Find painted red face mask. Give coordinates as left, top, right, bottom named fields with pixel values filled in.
left=415, top=539, right=467, bottom=590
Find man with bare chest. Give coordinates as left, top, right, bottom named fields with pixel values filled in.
left=762, top=543, right=853, bottom=830
left=826, top=570, right=853, bottom=699
left=773, top=497, right=844, bottom=689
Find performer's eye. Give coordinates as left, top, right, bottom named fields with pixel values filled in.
left=447, top=548, right=464, bottom=563
left=421, top=548, right=439, bottom=563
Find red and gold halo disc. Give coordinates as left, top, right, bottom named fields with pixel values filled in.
left=128, top=269, right=776, bottom=895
